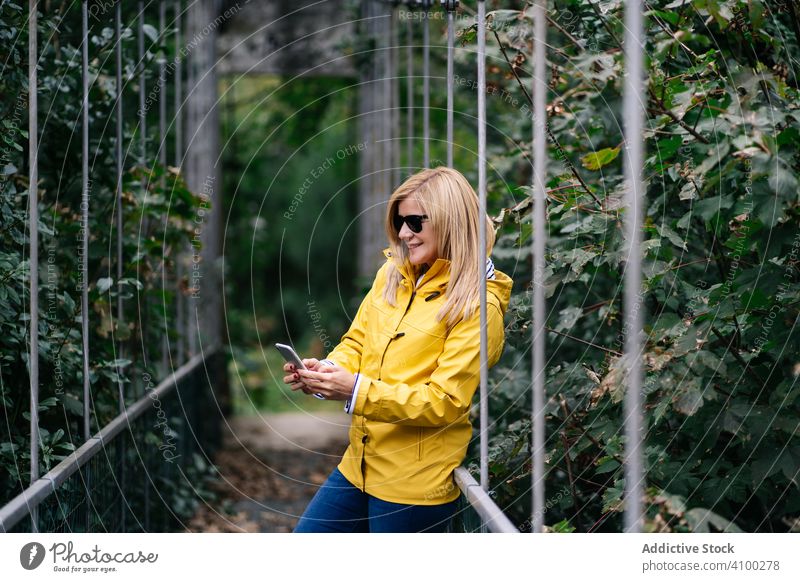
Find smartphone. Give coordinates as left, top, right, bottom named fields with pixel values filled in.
left=275, top=343, right=325, bottom=400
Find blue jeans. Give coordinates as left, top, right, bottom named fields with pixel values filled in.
left=294, top=467, right=460, bottom=533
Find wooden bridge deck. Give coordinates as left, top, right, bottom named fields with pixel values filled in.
left=189, top=413, right=349, bottom=533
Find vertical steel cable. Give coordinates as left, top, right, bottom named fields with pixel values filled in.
left=531, top=0, right=547, bottom=534
left=158, top=0, right=169, bottom=375
left=477, top=0, right=488, bottom=496
left=82, top=3, right=92, bottom=531
left=137, top=1, right=148, bottom=390
left=444, top=1, right=456, bottom=167
left=138, top=1, right=146, bottom=166
left=82, top=0, right=90, bottom=442
left=138, top=0, right=150, bottom=532
left=174, top=0, right=182, bottom=169
left=359, top=0, right=376, bottom=271
left=422, top=0, right=430, bottom=167
left=406, top=10, right=413, bottom=169
left=185, top=3, right=197, bottom=360
left=382, top=4, right=392, bottom=199
left=28, top=0, right=39, bottom=533
left=115, top=1, right=124, bottom=415
left=390, top=6, right=400, bottom=188
left=158, top=0, right=167, bottom=173
left=115, top=0, right=126, bottom=532
left=175, top=0, right=185, bottom=367
left=138, top=1, right=151, bottom=529
left=623, top=0, right=645, bottom=533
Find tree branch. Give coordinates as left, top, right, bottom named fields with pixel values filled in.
left=546, top=326, right=622, bottom=356
left=647, top=90, right=710, bottom=144
left=491, top=29, right=603, bottom=207
left=711, top=326, right=765, bottom=386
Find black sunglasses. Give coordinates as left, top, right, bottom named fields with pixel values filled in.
left=393, top=213, right=429, bottom=234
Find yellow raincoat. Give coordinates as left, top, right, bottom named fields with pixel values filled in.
left=326, top=248, right=513, bottom=505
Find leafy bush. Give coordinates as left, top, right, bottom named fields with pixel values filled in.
left=0, top=2, right=207, bottom=512
left=463, top=0, right=799, bottom=532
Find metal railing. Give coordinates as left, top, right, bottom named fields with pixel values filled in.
left=450, top=468, right=518, bottom=533
left=0, top=349, right=224, bottom=533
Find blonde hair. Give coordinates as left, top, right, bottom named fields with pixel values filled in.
left=382, top=167, right=496, bottom=328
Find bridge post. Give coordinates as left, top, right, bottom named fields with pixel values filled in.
left=357, top=0, right=395, bottom=279
left=184, top=0, right=229, bottom=414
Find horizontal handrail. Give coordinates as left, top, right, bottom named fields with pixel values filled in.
left=0, top=348, right=216, bottom=532
left=453, top=466, right=518, bottom=533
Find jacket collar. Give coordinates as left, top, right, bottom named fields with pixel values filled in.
left=381, top=248, right=514, bottom=317
left=383, top=247, right=450, bottom=290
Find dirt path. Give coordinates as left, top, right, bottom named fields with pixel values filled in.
left=188, top=411, right=349, bottom=533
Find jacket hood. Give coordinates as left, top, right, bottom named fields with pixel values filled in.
left=382, top=247, right=513, bottom=316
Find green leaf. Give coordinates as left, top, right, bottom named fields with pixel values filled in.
left=751, top=457, right=780, bottom=486
left=658, top=223, right=687, bottom=251
left=555, top=306, right=582, bottom=332
left=693, top=195, right=733, bottom=221
left=548, top=519, right=576, bottom=533
left=106, top=358, right=132, bottom=369
left=596, top=457, right=621, bottom=474
left=142, top=24, right=159, bottom=42
left=685, top=507, right=743, bottom=532
left=739, top=288, right=769, bottom=310
left=753, top=194, right=782, bottom=228
left=62, top=395, right=84, bottom=417
left=768, top=163, right=798, bottom=199
left=458, top=24, right=477, bottom=45
left=96, top=277, right=113, bottom=294
left=652, top=136, right=684, bottom=162
left=118, top=277, right=144, bottom=290
left=780, top=448, right=800, bottom=482
left=663, top=0, right=691, bottom=11
left=651, top=312, right=684, bottom=339
left=601, top=479, right=625, bottom=513
left=38, top=396, right=58, bottom=410
left=647, top=9, right=680, bottom=26
left=674, top=384, right=704, bottom=415
left=580, top=146, right=621, bottom=171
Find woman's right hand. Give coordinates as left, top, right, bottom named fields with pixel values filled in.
left=283, top=358, right=323, bottom=395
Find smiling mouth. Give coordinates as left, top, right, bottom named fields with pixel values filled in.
left=408, top=243, right=421, bottom=250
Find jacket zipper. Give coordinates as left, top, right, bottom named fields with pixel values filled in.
left=359, top=430, right=367, bottom=493
left=377, top=286, right=415, bottom=378
left=363, top=285, right=416, bottom=492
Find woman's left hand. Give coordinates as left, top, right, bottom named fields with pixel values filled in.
left=296, top=364, right=356, bottom=401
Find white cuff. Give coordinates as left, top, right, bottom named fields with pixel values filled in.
left=344, top=373, right=362, bottom=415
left=321, top=359, right=359, bottom=414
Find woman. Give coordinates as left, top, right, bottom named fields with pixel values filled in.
left=284, top=167, right=512, bottom=532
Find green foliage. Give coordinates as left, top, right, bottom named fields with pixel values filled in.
left=219, top=75, right=362, bottom=351
left=0, top=3, right=209, bottom=510
left=465, top=0, right=800, bottom=532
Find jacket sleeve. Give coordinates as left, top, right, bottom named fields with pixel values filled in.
left=324, top=263, right=385, bottom=375
left=351, top=301, right=506, bottom=427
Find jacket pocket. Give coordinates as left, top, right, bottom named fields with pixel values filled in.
left=417, top=426, right=424, bottom=461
